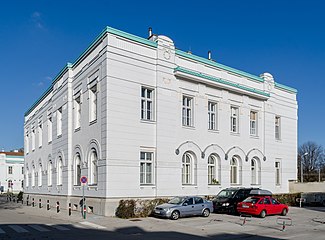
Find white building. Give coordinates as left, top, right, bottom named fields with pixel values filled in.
left=0, top=151, right=24, bottom=193
left=24, top=26, right=298, bottom=216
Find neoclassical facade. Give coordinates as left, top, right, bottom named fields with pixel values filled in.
left=0, top=151, right=24, bottom=193
left=24, top=26, right=297, bottom=216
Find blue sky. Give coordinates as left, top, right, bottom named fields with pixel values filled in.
left=0, top=0, right=324, bottom=151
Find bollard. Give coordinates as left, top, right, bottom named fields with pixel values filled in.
left=239, top=214, right=252, bottom=226
left=276, top=217, right=292, bottom=232
left=47, top=200, right=50, bottom=210
left=26, top=196, right=29, bottom=206
left=56, top=201, right=60, bottom=213
left=32, top=198, right=35, bottom=207
left=68, top=203, right=72, bottom=216
left=83, top=204, right=87, bottom=219
left=39, top=199, right=42, bottom=208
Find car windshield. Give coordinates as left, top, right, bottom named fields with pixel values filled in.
left=243, top=197, right=260, bottom=204
left=216, top=189, right=236, bottom=198
left=168, top=197, right=186, bottom=205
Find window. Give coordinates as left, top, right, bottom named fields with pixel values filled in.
left=182, top=96, right=193, bottom=127
left=74, top=154, right=81, bottom=186
left=275, top=161, right=281, bottom=185
left=182, top=152, right=194, bottom=184
left=74, top=95, right=81, bottom=129
left=25, top=133, right=29, bottom=154
left=22, top=167, right=24, bottom=174
left=25, top=170, right=29, bottom=187
left=48, top=116, right=52, bottom=143
left=21, top=180, right=24, bottom=189
left=140, top=152, right=153, bottom=185
left=275, top=116, right=281, bottom=140
left=230, top=107, right=239, bottom=133
left=141, top=87, right=154, bottom=121
left=57, top=157, right=63, bottom=186
left=38, top=121, right=43, bottom=147
left=38, top=165, right=42, bottom=187
left=208, top=101, right=217, bottom=130
left=89, top=85, right=97, bottom=122
left=208, top=156, right=216, bottom=184
left=230, top=157, right=238, bottom=184
left=57, top=108, right=62, bottom=136
left=250, top=111, right=257, bottom=136
left=8, top=180, right=13, bottom=189
left=31, top=166, right=35, bottom=187
left=31, top=129, right=35, bottom=151
left=48, top=161, right=52, bottom=186
left=89, top=149, right=98, bottom=185
left=251, top=159, right=257, bottom=184
left=8, top=166, right=13, bottom=174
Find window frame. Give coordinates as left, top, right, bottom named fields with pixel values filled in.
left=230, top=106, right=239, bottom=133
left=57, top=108, right=62, bottom=137
left=250, top=111, right=258, bottom=136
left=8, top=166, right=13, bottom=174
left=140, top=151, right=154, bottom=185
left=89, top=84, right=98, bottom=123
left=74, top=94, right=82, bottom=130
left=182, top=152, right=193, bottom=185
left=275, top=116, right=281, bottom=140
left=208, top=101, right=217, bottom=130
left=182, top=95, right=194, bottom=127
left=275, top=161, right=281, bottom=185
left=141, top=87, right=154, bottom=121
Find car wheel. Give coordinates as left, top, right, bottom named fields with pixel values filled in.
left=170, top=210, right=180, bottom=220
left=259, top=210, right=266, bottom=218
left=281, top=208, right=287, bottom=216
left=202, top=208, right=210, bottom=217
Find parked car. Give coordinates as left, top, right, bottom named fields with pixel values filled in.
left=237, top=195, right=289, bottom=218
left=212, top=187, right=259, bottom=213
left=153, top=196, right=213, bottom=220
left=301, top=192, right=325, bottom=206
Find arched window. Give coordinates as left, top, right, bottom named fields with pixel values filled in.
left=48, top=161, right=52, bottom=186
left=74, top=153, right=82, bottom=186
left=31, top=166, right=35, bottom=187
left=208, top=154, right=220, bottom=184
left=230, top=157, right=238, bottom=184
left=182, top=152, right=194, bottom=185
left=89, top=149, right=98, bottom=185
left=25, top=170, right=29, bottom=187
left=57, top=157, right=63, bottom=186
left=8, top=180, right=13, bottom=189
left=251, top=157, right=261, bottom=185
left=38, top=164, right=42, bottom=187
left=21, top=180, right=24, bottom=189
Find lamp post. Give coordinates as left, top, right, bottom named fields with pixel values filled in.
left=301, top=152, right=308, bottom=183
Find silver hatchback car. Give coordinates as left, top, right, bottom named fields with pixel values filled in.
left=153, top=196, right=213, bottom=220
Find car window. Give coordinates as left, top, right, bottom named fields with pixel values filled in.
left=258, top=198, right=265, bottom=204
left=194, top=197, right=204, bottom=204
left=168, top=197, right=186, bottom=204
left=184, top=198, right=194, bottom=205
left=264, top=198, right=271, bottom=204
left=243, top=197, right=260, bottom=204
left=271, top=198, right=279, bottom=205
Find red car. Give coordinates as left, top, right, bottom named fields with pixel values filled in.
left=237, top=195, right=288, bottom=218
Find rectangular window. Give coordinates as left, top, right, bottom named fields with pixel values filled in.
left=208, top=101, right=217, bottom=130
left=38, top=121, right=43, bottom=148
left=275, top=116, right=281, bottom=140
left=22, top=167, right=24, bottom=174
left=57, top=108, right=62, bottom=136
left=230, top=106, right=239, bottom=133
left=89, top=85, right=97, bottom=122
left=275, top=161, right=281, bottom=185
left=74, top=95, right=81, bottom=129
left=141, top=87, right=154, bottom=121
left=8, top=166, right=13, bottom=174
left=31, top=129, right=35, bottom=151
left=140, top=152, right=153, bottom=185
left=250, top=111, right=257, bottom=136
left=48, top=116, right=52, bottom=143
left=182, top=96, right=193, bottom=127
left=25, top=132, right=29, bottom=154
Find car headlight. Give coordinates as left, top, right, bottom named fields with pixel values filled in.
left=222, top=203, right=230, bottom=206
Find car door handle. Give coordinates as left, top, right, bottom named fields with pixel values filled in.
left=192, top=206, right=194, bottom=208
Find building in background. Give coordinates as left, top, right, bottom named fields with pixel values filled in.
left=0, top=151, right=24, bottom=193
left=24, top=26, right=298, bottom=216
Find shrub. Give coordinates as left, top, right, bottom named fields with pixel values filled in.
left=17, top=191, right=23, bottom=202
left=115, top=199, right=136, bottom=219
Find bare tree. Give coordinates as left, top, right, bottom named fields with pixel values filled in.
left=298, top=142, right=325, bottom=182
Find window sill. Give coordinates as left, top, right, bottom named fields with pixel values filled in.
left=73, top=186, right=82, bottom=190
left=87, top=185, right=98, bottom=191
left=48, top=141, right=52, bottom=145
left=182, top=125, right=195, bottom=130
left=230, top=183, right=241, bottom=186
left=250, top=135, right=259, bottom=139
left=208, top=129, right=219, bottom=133
left=140, top=184, right=156, bottom=188
left=89, top=119, right=97, bottom=126
left=74, top=127, right=81, bottom=133
left=39, top=146, right=42, bottom=149
left=230, top=132, right=240, bottom=137
left=140, top=119, right=156, bottom=124
left=57, top=134, right=62, bottom=139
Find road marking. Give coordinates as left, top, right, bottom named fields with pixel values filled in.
left=0, top=228, right=5, bottom=234
left=9, top=225, right=29, bottom=233
left=79, top=221, right=106, bottom=229
left=50, top=225, right=70, bottom=231
left=28, top=224, right=50, bottom=232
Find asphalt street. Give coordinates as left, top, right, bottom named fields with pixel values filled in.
left=0, top=195, right=325, bottom=239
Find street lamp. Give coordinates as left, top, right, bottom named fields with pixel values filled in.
left=301, top=152, right=308, bottom=183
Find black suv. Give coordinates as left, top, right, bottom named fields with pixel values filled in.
left=212, top=187, right=259, bottom=213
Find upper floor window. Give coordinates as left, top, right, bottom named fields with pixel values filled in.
left=38, top=121, right=43, bottom=148
left=208, top=101, right=217, bottom=130
left=141, top=87, right=154, bottom=121
left=22, top=166, right=24, bottom=174
left=89, top=85, right=97, bottom=123
left=25, top=132, right=29, bottom=154
left=74, top=95, right=81, bottom=129
left=31, top=129, right=35, bottom=151
left=48, top=116, right=53, bottom=143
left=250, top=111, right=257, bottom=136
left=8, top=166, right=13, bottom=174
left=230, top=106, right=239, bottom=133
left=140, top=151, right=153, bottom=185
left=182, top=96, right=193, bottom=127
left=57, top=108, right=62, bottom=137
left=275, top=116, right=281, bottom=140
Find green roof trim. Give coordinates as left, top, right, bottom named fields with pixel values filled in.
left=275, top=82, right=297, bottom=93
left=175, top=49, right=265, bottom=83
left=174, top=66, right=270, bottom=97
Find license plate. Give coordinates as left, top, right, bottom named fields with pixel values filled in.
left=242, top=205, right=249, bottom=208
